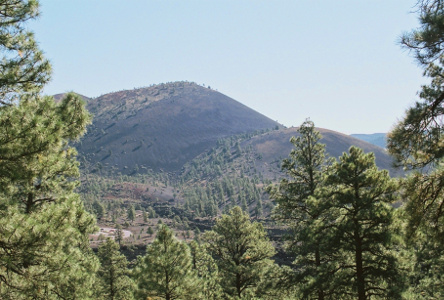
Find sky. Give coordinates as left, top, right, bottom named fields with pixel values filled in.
left=31, top=0, right=424, bottom=134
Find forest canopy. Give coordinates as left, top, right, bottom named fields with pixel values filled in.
left=1, top=0, right=444, bottom=299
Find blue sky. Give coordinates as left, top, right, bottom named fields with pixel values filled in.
left=31, top=1, right=423, bottom=134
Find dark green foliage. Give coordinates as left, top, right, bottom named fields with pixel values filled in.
left=322, top=147, right=403, bottom=299
left=204, top=206, right=276, bottom=299
left=388, top=2, right=444, bottom=297
left=189, top=241, right=223, bottom=299
left=0, top=0, right=51, bottom=104
left=93, top=200, right=105, bottom=219
left=267, top=120, right=333, bottom=299
left=399, top=166, right=444, bottom=298
left=96, top=238, right=135, bottom=300
left=0, top=1, right=98, bottom=297
left=134, top=225, right=199, bottom=299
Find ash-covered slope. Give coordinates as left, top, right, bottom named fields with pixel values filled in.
left=239, top=127, right=400, bottom=177
left=76, top=81, right=282, bottom=172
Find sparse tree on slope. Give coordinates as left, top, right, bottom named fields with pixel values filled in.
left=115, top=224, right=124, bottom=248
left=127, top=204, right=135, bottom=224
left=93, top=200, right=105, bottom=220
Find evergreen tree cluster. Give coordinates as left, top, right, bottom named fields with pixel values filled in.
left=98, top=207, right=288, bottom=300
left=182, top=176, right=263, bottom=218
left=3, top=0, right=444, bottom=299
left=0, top=1, right=97, bottom=298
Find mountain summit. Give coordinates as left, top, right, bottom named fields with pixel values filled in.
left=76, top=81, right=281, bottom=172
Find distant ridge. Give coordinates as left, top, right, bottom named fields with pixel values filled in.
left=350, top=133, right=387, bottom=149
left=236, top=127, right=400, bottom=177
left=53, top=92, right=90, bottom=103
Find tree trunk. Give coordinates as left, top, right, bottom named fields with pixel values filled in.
left=236, top=273, right=242, bottom=298
left=315, top=248, right=325, bottom=300
left=355, top=228, right=366, bottom=300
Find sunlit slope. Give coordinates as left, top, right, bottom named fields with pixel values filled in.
left=239, top=127, right=399, bottom=177
left=75, top=82, right=281, bottom=172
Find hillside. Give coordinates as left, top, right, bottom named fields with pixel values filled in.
left=75, top=81, right=282, bottom=172
left=72, top=82, right=402, bottom=249
left=243, top=127, right=397, bottom=175
left=180, top=127, right=401, bottom=187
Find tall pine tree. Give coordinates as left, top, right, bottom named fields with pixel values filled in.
left=387, top=1, right=444, bottom=296
left=204, top=206, right=276, bottom=299
left=0, top=0, right=50, bottom=104
left=267, top=120, right=334, bottom=299
left=0, top=1, right=98, bottom=298
left=96, top=238, right=135, bottom=300
left=133, top=225, right=199, bottom=300
left=188, top=241, right=223, bottom=299
left=323, top=147, right=403, bottom=299
left=388, top=0, right=444, bottom=234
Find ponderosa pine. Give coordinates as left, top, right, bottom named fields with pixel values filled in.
left=133, top=225, right=199, bottom=300
left=96, top=238, right=135, bottom=300
left=323, top=147, right=403, bottom=299
left=0, top=1, right=98, bottom=298
left=203, top=206, right=276, bottom=299
left=267, top=120, right=335, bottom=299
left=388, top=1, right=444, bottom=296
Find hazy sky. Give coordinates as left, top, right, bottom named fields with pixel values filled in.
left=31, top=1, right=423, bottom=134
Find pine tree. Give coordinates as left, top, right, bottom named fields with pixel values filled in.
left=0, top=0, right=51, bottom=104
left=147, top=226, right=154, bottom=237
left=147, top=206, right=156, bottom=218
left=388, top=0, right=444, bottom=231
left=127, top=204, right=135, bottom=224
left=0, top=1, right=98, bottom=298
left=323, top=146, right=403, bottom=299
left=134, top=225, right=199, bottom=300
left=96, top=238, right=135, bottom=300
left=204, top=206, right=276, bottom=299
left=241, top=195, right=248, bottom=213
left=93, top=200, right=105, bottom=220
left=267, top=119, right=334, bottom=299
left=114, top=224, right=124, bottom=248
left=388, top=0, right=444, bottom=169
left=387, top=2, right=444, bottom=296
left=255, top=198, right=263, bottom=218
left=189, top=241, right=223, bottom=299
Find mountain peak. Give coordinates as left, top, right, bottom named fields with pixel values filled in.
left=76, top=82, right=281, bottom=172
